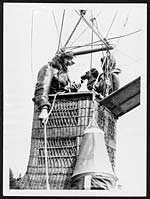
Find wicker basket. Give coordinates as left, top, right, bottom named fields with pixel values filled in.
left=16, top=91, right=117, bottom=189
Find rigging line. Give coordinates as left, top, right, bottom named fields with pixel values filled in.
left=52, top=11, right=62, bottom=49
left=77, top=29, right=142, bottom=47
left=94, top=19, right=105, bottom=57
left=57, top=10, right=65, bottom=52
left=30, top=10, right=34, bottom=83
left=69, top=27, right=89, bottom=47
left=75, top=10, right=109, bottom=49
left=108, top=29, right=142, bottom=41
left=65, top=43, right=104, bottom=50
left=90, top=13, right=95, bottom=69
left=69, top=11, right=101, bottom=47
left=94, top=19, right=101, bottom=38
left=115, top=10, right=130, bottom=46
left=114, top=47, right=141, bottom=63
left=63, top=10, right=86, bottom=48
left=105, top=10, right=118, bottom=39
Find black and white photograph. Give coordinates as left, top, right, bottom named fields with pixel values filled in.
left=4, top=3, right=147, bottom=196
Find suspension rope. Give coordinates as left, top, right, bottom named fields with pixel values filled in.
left=115, top=11, right=130, bottom=47
left=75, top=10, right=109, bottom=49
left=74, top=28, right=141, bottom=49
left=69, top=11, right=101, bottom=47
left=63, top=10, right=86, bottom=48
left=94, top=55, right=107, bottom=86
left=114, top=47, right=141, bottom=63
left=57, top=10, right=65, bottom=52
left=94, top=19, right=102, bottom=40
left=69, top=27, right=88, bottom=47
left=30, top=10, right=35, bottom=83
left=65, top=41, right=104, bottom=50
left=90, top=16, right=95, bottom=69
left=94, top=19, right=105, bottom=58
left=52, top=11, right=63, bottom=49
left=105, top=10, right=118, bottom=39
left=109, top=29, right=142, bottom=41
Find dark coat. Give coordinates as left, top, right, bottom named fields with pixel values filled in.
left=33, top=63, right=70, bottom=110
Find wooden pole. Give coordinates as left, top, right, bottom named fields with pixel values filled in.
left=73, top=45, right=113, bottom=56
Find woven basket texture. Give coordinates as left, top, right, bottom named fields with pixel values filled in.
left=16, top=92, right=117, bottom=189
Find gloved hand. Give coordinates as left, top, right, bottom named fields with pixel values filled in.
left=39, top=106, right=49, bottom=124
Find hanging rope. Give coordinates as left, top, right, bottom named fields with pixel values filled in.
left=90, top=16, right=95, bottom=70
left=94, top=19, right=105, bottom=58
left=63, top=10, right=86, bottom=48
left=108, top=29, right=142, bottom=41
left=92, top=54, right=109, bottom=98
left=115, top=11, right=130, bottom=47
left=52, top=11, right=63, bottom=49
left=43, top=91, right=64, bottom=189
left=69, top=27, right=89, bottom=47
left=57, top=10, right=65, bottom=52
left=69, top=11, right=101, bottom=47
left=74, top=28, right=141, bottom=50
left=75, top=10, right=109, bottom=49
left=43, top=122, right=50, bottom=190
left=105, top=10, right=118, bottom=39
left=30, top=10, right=35, bottom=84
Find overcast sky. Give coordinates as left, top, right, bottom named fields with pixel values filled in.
left=4, top=3, right=147, bottom=196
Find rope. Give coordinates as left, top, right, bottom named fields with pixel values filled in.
left=76, top=29, right=141, bottom=49
left=43, top=122, right=50, bottom=190
left=69, top=27, right=88, bottom=47
left=115, top=11, right=130, bottom=47
left=108, top=29, right=142, bottom=41
left=92, top=54, right=109, bottom=98
left=57, top=10, right=65, bottom=52
left=30, top=10, right=35, bottom=84
left=90, top=16, right=95, bottom=70
left=52, top=11, right=62, bottom=49
left=63, top=11, right=85, bottom=48
left=75, top=10, right=109, bottom=49
left=65, top=42, right=104, bottom=50
left=94, top=19, right=105, bottom=58
left=43, top=91, right=64, bottom=190
left=105, top=10, right=118, bottom=39
left=94, top=55, right=107, bottom=86
left=69, top=11, right=101, bottom=47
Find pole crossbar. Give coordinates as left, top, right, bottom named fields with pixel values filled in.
left=75, top=10, right=109, bottom=49
left=63, top=10, right=86, bottom=48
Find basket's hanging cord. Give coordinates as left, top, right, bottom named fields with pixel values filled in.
left=57, top=10, right=65, bottom=52
left=52, top=11, right=63, bottom=49
left=90, top=16, right=95, bottom=70
left=63, top=10, right=86, bottom=48
left=30, top=10, right=35, bottom=84
left=105, top=10, right=118, bottom=39
left=43, top=92, right=64, bottom=190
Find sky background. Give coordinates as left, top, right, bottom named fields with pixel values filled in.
left=4, top=3, right=147, bottom=196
